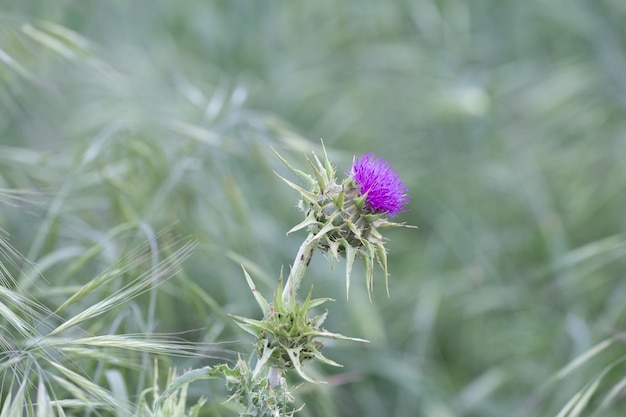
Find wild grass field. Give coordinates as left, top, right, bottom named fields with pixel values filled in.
left=1, top=1, right=626, bottom=416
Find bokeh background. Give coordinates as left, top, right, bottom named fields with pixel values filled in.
left=2, top=0, right=626, bottom=416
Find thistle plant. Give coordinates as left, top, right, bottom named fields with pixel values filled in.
left=157, top=145, right=413, bottom=416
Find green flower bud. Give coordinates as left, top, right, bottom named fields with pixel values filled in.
left=232, top=267, right=367, bottom=384
left=244, top=284, right=328, bottom=373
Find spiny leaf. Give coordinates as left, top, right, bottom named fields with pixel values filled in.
left=286, top=213, right=318, bottom=235
left=374, top=242, right=390, bottom=297
left=333, top=188, right=345, bottom=210
left=273, top=267, right=286, bottom=312
left=320, top=140, right=335, bottom=184
left=271, top=147, right=316, bottom=189
left=308, top=310, right=329, bottom=328
left=343, top=241, right=357, bottom=300
left=305, top=296, right=334, bottom=310
left=230, top=315, right=274, bottom=336
left=274, top=172, right=318, bottom=204
left=241, top=266, right=270, bottom=316
left=252, top=342, right=275, bottom=379
left=310, top=349, right=343, bottom=368
left=362, top=241, right=375, bottom=301
left=306, top=155, right=328, bottom=193
left=304, top=329, right=369, bottom=343
left=286, top=348, right=322, bottom=384
left=311, top=222, right=337, bottom=242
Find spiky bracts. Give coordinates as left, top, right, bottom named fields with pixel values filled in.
left=274, top=144, right=413, bottom=299
left=232, top=268, right=367, bottom=384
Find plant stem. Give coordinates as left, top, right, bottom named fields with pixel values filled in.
left=268, top=366, right=282, bottom=388
left=282, top=232, right=317, bottom=310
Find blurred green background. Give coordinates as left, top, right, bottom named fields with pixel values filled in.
left=2, top=0, right=626, bottom=416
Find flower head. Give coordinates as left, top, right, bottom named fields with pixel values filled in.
left=351, top=153, right=409, bottom=217
left=274, top=144, right=415, bottom=298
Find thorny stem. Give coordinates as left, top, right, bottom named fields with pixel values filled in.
left=263, top=232, right=315, bottom=408
left=282, top=232, right=316, bottom=310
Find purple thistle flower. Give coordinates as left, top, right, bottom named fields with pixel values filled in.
left=351, top=153, right=410, bottom=216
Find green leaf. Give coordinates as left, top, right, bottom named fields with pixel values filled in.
left=362, top=240, right=376, bottom=301
left=252, top=342, right=276, bottom=378
left=230, top=315, right=275, bottom=335
left=343, top=241, right=357, bottom=300
left=311, top=221, right=337, bottom=242
left=307, top=329, right=369, bottom=343
left=306, top=297, right=334, bottom=310
left=306, top=155, right=328, bottom=193
left=374, top=242, right=390, bottom=297
left=333, top=188, right=345, bottom=210
left=241, top=266, right=270, bottom=316
left=310, top=349, right=343, bottom=368
left=271, top=147, right=316, bottom=189
left=274, top=173, right=319, bottom=204
left=286, top=212, right=318, bottom=235
left=154, top=366, right=219, bottom=413
left=320, top=140, right=335, bottom=184
left=286, top=348, right=322, bottom=384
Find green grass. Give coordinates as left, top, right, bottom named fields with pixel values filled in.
left=1, top=0, right=626, bottom=416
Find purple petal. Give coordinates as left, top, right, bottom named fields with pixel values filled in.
left=351, top=153, right=410, bottom=216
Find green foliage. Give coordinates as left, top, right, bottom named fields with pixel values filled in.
left=232, top=267, right=367, bottom=383
left=141, top=365, right=208, bottom=417
left=2, top=0, right=626, bottom=416
left=0, top=230, right=223, bottom=415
